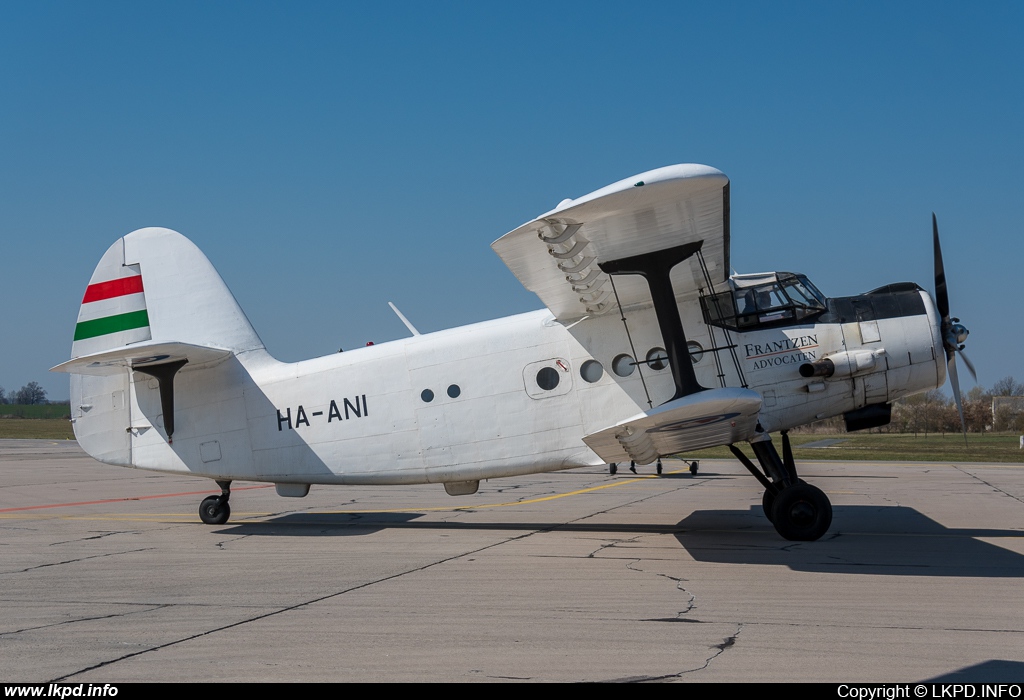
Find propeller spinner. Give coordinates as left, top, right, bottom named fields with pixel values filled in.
left=933, top=213, right=975, bottom=442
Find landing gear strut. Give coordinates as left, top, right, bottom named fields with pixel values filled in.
left=199, top=480, right=232, bottom=525
left=730, top=431, right=832, bottom=541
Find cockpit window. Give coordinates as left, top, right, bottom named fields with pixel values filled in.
left=701, top=273, right=827, bottom=332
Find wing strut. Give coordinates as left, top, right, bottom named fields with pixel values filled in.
left=695, top=248, right=748, bottom=389
left=607, top=276, right=653, bottom=409
left=599, top=241, right=706, bottom=402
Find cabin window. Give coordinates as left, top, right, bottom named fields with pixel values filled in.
left=447, top=384, right=461, bottom=399
left=523, top=358, right=573, bottom=399
left=612, top=354, right=635, bottom=377
left=580, top=359, right=604, bottom=383
left=687, top=341, right=704, bottom=364
left=646, top=347, right=668, bottom=371
left=421, top=389, right=434, bottom=402
left=536, top=367, right=559, bottom=391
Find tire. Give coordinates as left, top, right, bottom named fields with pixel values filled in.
left=763, top=479, right=804, bottom=523
left=762, top=489, right=776, bottom=523
left=609, top=463, right=618, bottom=475
left=199, top=495, right=231, bottom=525
left=771, top=483, right=832, bottom=541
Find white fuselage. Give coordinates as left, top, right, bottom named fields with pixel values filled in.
left=73, top=288, right=944, bottom=488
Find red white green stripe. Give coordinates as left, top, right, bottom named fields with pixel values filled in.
left=74, top=273, right=150, bottom=341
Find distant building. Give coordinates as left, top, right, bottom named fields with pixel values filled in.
left=992, top=396, right=1024, bottom=422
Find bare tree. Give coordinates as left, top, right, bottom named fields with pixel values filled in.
left=992, top=376, right=1024, bottom=397
left=0, top=386, right=6, bottom=405
left=12, top=382, right=47, bottom=405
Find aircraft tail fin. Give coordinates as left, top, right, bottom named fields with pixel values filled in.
left=67, top=227, right=264, bottom=361
left=54, top=228, right=266, bottom=465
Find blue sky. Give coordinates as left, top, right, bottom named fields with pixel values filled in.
left=2, top=2, right=1021, bottom=400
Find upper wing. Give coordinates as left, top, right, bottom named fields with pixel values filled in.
left=492, top=164, right=730, bottom=321
left=581, top=387, right=762, bottom=464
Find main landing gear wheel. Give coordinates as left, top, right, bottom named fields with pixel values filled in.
left=689, top=460, right=699, bottom=475
left=609, top=463, right=618, bottom=475
left=762, top=489, right=777, bottom=523
left=762, top=478, right=807, bottom=523
left=771, top=482, right=832, bottom=541
left=656, top=459, right=663, bottom=475
left=199, top=496, right=230, bottom=525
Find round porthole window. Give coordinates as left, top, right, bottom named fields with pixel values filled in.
left=536, top=367, right=560, bottom=391
left=580, top=359, right=604, bottom=383
left=612, top=354, right=635, bottom=377
left=646, top=347, right=668, bottom=371
left=421, top=389, right=434, bottom=403
left=687, top=341, right=704, bottom=364
left=447, top=384, right=461, bottom=398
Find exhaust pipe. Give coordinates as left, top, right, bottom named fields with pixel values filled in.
left=799, top=349, right=884, bottom=379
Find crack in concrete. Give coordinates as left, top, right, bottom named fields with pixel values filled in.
left=586, top=535, right=642, bottom=558
left=49, top=531, right=141, bottom=546
left=3, top=547, right=155, bottom=574
left=0, top=604, right=170, bottom=637
left=604, top=623, right=745, bottom=682
left=953, top=465, right=1024, bottom=505
left=484, top=675, right=533, bottom=680
left=626, top=559, right=696, bottom=622
left=43, top=467, right=723, bottom=682
left=214, top=534, right=252, bottom=549
left=49, top=526, right=552, bottom=682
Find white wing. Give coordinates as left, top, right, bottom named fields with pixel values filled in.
left=492, top=164, right=730, bottom=321
left=582, top=388, right=762, bottom=464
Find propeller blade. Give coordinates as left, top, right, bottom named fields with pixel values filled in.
left=947, top=354, right=968, bottom=446
left=958, top=349, right=977, bottom=384
left=933, top=213, right=950, bottom=320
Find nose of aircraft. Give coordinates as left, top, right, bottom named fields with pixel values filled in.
left=932, top=213, right=976, bottom=440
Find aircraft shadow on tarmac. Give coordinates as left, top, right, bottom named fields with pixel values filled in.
left=674, top=505, right=1024, bottom=577
left=218, top=505, right=1024, bottom=578
left=924, top=659, right=1024, bottom=683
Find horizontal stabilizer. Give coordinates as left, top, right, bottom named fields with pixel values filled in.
left=51, top=341, right=232, bottom=376
left=582, top=388, right=762, bottom=464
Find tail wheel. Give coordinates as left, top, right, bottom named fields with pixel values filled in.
left=199, top=495, right=230, bottom=525
left=771, top=483, right=831, bottom=541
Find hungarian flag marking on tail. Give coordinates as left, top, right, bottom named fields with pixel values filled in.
left=73, top=272, right=151, bottom=343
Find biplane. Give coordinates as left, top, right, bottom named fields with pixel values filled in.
left=53, top=164, right=972, bottom=540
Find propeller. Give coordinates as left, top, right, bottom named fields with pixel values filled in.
left=932, top=213, right=975, bottom=443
